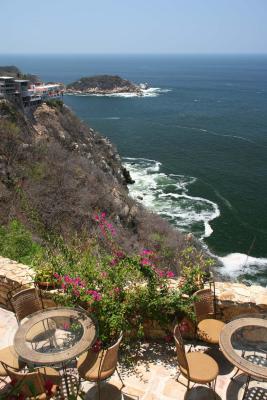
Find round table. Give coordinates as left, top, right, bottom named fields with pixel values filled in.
left=14, top=307, right=97, bottom=365
left=220, top=316, right=267, bottom=398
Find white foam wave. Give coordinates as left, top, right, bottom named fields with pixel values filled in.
left=124, top=157, right=267, bottom=283
left=66, top=87, right=171, bottom=98
left=218, top=253, right=267, bottom=279
left=176, top=125, right=256, bottom=145
left=123, top=157, right=219, bottom=240
left=103, top=117, right=121, bottom=120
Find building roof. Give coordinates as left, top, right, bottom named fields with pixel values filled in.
left=0, top=76, right=15, bottom=80
left=14, top=80, right=29, bottom=83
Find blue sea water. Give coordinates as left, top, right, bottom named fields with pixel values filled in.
left=1, top=54, right=267, bottom=283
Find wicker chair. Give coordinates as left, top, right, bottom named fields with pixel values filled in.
left=77, top=333, right=124, bottom=400
left=193, top=288, right=225, bottom=344
left=2, top=362, right=61, bottom=399
left=8, top=287, right=56, bottom=343
left=8, top=287, right=44, bottom=322
left=173, top=324, right=219, bottom=396
left=0, top=345, right=25, bottom=387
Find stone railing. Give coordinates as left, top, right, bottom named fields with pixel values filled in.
left=0, top=256, right=266, bottom=337
left=0, top=256, right=34, bottom=310
left=215, top=281, right=267, bottom=320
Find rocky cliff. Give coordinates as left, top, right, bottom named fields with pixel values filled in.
left=0, top=99, right=188, bottom=270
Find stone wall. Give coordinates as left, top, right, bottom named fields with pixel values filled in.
left=215, top=281, right=267, bottom=321
left=0, top=256, right=34, bottom=310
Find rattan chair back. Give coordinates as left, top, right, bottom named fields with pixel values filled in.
left=173, top=325, right=189, bottom=376
left=100, top=333, right=123, bottom=375
left=193, top=288, right=215, bottom=322
left=2, top=362, right=45, bottom=397
left=9, top=287, right=43, bottom=322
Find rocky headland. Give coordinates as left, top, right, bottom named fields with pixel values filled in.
left=66, top=74, right=146, bottom=95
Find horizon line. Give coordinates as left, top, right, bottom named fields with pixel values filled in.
left=1, top=52, right=267, bottom=56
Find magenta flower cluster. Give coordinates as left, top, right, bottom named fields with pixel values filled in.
left=54, top=273, right=102, bottom=302
left=94, top=212, right=116, bottom=237
left=139, top=249, right=175, bottom=279
left=110, top=250, right=126, bottom=267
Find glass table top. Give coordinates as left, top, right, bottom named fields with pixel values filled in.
left=220, top=316, right=267, bottom=379
left=14, top=307, right=97, bottom=365
left=26, top=315, right=84, bottom=354
left=231, top=325, right=267, bottom=367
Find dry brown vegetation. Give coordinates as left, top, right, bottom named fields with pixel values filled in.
left=0, top=99, right=191, bottom=274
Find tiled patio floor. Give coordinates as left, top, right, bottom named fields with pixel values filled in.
left=0, top=308, right=266, bottom=400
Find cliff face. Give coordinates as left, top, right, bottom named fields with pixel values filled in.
left=0, top=99, right=187, bottom=269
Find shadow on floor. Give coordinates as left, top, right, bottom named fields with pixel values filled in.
left=84, top=382, right=142, bottom=400
left=226, top=373, right=267, bottom=400
left=85, top=382, right=122, bottom=400
left=185, top=386, right=222, bottom=400
left=120, top=340, right=177, bottom=378
left=205, top=347, right=235, bottom=376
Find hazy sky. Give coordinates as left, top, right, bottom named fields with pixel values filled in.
left=1, top=0, right=267, bottom=54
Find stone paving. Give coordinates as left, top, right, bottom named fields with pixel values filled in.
left=0, top=308, right=267, bottom=399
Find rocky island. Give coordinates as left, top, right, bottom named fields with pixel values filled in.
left=66, top=74, right=147, bottom=95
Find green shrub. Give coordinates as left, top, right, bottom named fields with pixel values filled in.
left=0, top=220, right=43, bottom=264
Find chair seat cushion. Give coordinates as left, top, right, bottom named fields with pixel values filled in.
left=197, top=319, right=225, bottom=344
left=0, top=346, right=24, bottom=376
left=181, top=352, right=219, bottom=383
left=77, top=350, right=115, bottom=381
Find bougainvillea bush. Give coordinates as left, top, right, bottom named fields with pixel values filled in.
left=1, top=214, right=213, bottom=348
left=45, top=213, right=201, bottom=347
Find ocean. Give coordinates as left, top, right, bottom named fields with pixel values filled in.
left=1, top=54, right=267, bottom=285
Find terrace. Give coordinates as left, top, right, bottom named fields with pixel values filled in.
left=0, top=307, right=267, bottom=399
left=0, top=255, right=267, bottom=399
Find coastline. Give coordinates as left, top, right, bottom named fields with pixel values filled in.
left=123, top=157, right=267, bottom=286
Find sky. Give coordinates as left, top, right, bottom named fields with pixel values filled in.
left=1, top=0, right=267, bottom=54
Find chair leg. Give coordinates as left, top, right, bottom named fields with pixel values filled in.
left=97, top=380, right=101, bottom=400
left=186, top=379, right=190, bottom=392
left=116, top=367, right=125, bottom=388
left=231, top=367, right=240, bottom=381
left=242, top=375, right=250, bottom=400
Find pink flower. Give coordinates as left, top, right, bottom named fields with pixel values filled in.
left=115, top=251, right=125, bottom=259
left=166, top=271, right=175, bottom=278
left=155, top=269, right=164, bottom=278
left=101, top=271, right=108, bottom=278
left=101, top=212, right=106, bottom=219
left=142, top=249, right=153, bottom=255
left=92, top=339, right=102, bottom=353
left=87, top=290, right=102, bottom=301
left=93, top=214, right=100, bottom=221
left=114, top=287, right=121, bottom=294
left=53, top=272, right=59, bottom=279
left=110, top=258, right=118, bottom=266
left=140, top=258, right=151, bottom=266
left=44, top=379, right=54, bottom=395
left=164, top=334, right=173, bottom=343
left=179, top=321, right=190, bottom=334
left=72, top=289, right=80, bottom=297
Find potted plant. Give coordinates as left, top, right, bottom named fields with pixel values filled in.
left=34, top=264, right=56, bottom=289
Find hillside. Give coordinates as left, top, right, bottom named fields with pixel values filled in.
left=66, top=74, right=141, bottom=94
left=0, top=65, right=39, bottom=83
left=0, top=99, right=191, bottom=273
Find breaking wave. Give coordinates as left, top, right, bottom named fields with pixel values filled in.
left=123, top=157, right=267, bottom=284
left=123, top=157, right=220, bottom=240
left=66, top=88, right=171, bottom=98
